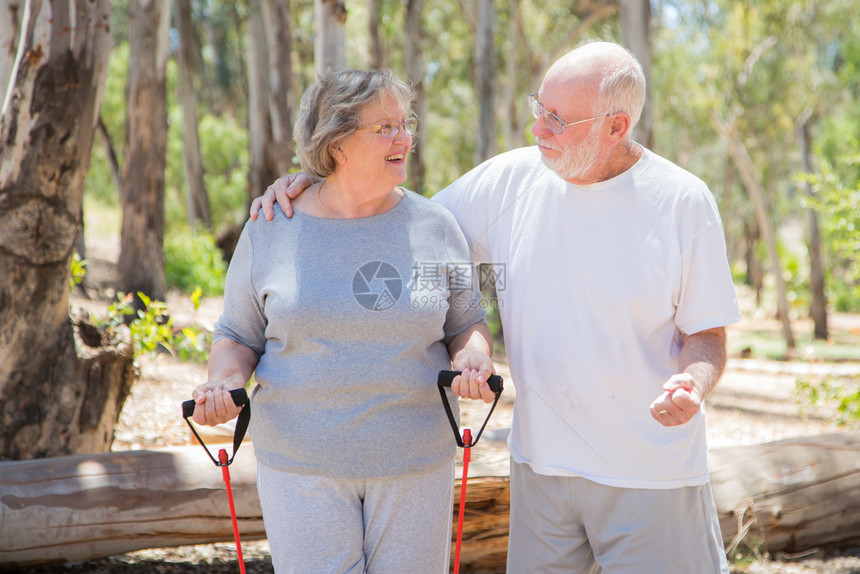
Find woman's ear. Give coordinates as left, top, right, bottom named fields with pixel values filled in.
left=332, top=145, right=346, bottom=163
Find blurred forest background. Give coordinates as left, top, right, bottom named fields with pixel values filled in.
left=1, top=0, right=859, bottom=461
left=2, top=3, right=860, bottom=570
left=86, top=0, right=860, bottom=317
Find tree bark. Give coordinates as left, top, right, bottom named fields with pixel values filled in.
left=368, top=0, right=385, bottom=68
left=710, top=432, right=860, bottom=555
left=6, top=433, right=860, bottom=569
left=246, top=0, right=278, bottom=206
left=710, top=111, right=796, bottom=349
left=314, top=0, right=347, bottom=76
left=503, top=0, right=525, bottom=151
left=97, top=115, right=123, bottom=201
left=475, top=0, right=496, bottom=164
left=0, top=0, right=22, bottom=104
left=404, top=0, right=426, bottom=193
left=744, top=218, right=764, bottom=306
left=619, top=0, right=653, bottom=148
left=118, top=0, right=170, bottom=302
left=261, top=0, right=296, bottom=177
left=0, top=0, right=136, bottom=461
left=0, top=446, right=265, bottom=567
left=797, top=114, right=827, bottom=340
left=174, top=0, right=211, bottom=229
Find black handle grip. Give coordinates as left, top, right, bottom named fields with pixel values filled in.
left=182, top=388, right=249, bottom=420
left=437, top=370, right=503, bottom=394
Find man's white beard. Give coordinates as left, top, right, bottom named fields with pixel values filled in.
left=538, top=122, right=603, bottom=181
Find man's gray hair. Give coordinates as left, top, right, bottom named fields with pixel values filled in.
left=593, top=43, right=647, bottom=130
left=294, top=69, right=414, bottom=178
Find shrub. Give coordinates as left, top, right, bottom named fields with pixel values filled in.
left=164, top=226, right=227, bottom=296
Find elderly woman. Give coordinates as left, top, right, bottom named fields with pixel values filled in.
left=190, top=69, right=495, bottom=573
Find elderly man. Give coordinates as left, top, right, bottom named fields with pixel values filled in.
left=253, top=40, right=740, bottom=573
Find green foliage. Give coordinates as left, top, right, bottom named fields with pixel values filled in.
left=164, top=225, right=227, bottom=296
left=164, top=71, right=250, bottom=232
left=796, top=376, right=860, bottom=426
left=197, top=113, right=251, bottom=227
left=655, top=0, right=860, bottom=321
left=79, top=0, right=860, bottom=335
left=98, top=291, right=210, bottom=363
left=84, top=43, right=129, bottom=206
left=69, top=253, right=87, bottom=292
left=799, top=156, right=860, bottom=309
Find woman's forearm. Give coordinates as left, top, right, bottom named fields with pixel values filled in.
left=207, top=338, right=260, bottom=388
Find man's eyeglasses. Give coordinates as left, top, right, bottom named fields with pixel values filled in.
left=527, top=93, right=610, bottom=135
left=359, top=118, right=418, bottom=138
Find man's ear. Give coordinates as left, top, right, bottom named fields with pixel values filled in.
left=606, top=112, right=632, bottom=146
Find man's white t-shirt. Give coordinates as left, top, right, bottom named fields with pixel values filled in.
left=432, top=146, right=741, bottom=489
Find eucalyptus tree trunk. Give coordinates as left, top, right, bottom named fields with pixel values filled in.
left=262, top=0, right=296, bottom=176
left=175, top=0, right=211, bottom=229
left=475, top=0, right=496, bottom=164
left=711, top=112, right=796, bottom=349
left=404, top=0, right=426, bottom=193
left=0, top=0, right=135, bottom=460
left=0, top=0, right=22, bottom=103
left=314, top=0, right=346, bottom=76
left=247, top=0, right=278, bottom=205
left=619, top=0, right=653, bottom=148
left=119, top=0, right=170, bottom=302
left=797, top=115, right=827, bottom=339
left=503, top=0, right=525, bottom=151
left=369, top=0, right=385, bottom=68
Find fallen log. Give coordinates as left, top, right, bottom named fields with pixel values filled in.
left=3, top=432, right=860, bottom=571
left=710, top=431, right=860, bottom=556
left=0, top=446, right=266, bottom=570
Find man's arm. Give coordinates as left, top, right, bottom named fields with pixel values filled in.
left=650, top=326, right=728, bottom=426
left=249, top=173, right=320, bottom=220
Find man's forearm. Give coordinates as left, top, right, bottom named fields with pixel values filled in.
left=679, top=326, right=727, bottom=399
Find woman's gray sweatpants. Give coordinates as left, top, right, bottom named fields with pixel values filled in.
left=257, top=460, right=454, bottom=573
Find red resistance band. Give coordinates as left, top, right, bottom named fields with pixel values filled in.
left=183, top=389, right=250, bottom=574
left=437, top=370, right=504, bottom=574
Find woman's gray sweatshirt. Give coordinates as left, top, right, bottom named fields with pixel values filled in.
left=214, top=190, right=486, bottom=478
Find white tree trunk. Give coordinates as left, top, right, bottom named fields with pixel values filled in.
left=796, top=114, right=827, bottom=339
left=261, top=0, right=296, bottom=176
left=0, top=0, right=134, bottom=461
left=175, top=0, right=211, bottom=229
left=119, top=0, right=171, bottom=301
left=404, top=0, right=425, bottom=192
left=710, top=112, right=796, bottom=349
left=247, top=0, right=278, bottom=204
left=475, top=0, right=496, bottom=164
left=503, top=0, right=525, bottom=151
left=0, top=0, right=22, bottom=106
left=314, top=0, right=346, bottom=76
left=619, top=0, right=653, bottom=148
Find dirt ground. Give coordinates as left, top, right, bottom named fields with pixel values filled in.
left=19, top=236, right=860, bottom=574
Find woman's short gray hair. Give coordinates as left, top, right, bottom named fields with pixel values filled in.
left=294, top=69, right=414, bottom=178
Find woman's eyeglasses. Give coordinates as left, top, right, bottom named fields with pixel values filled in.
left=359, top=118, right=418, bottom=138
